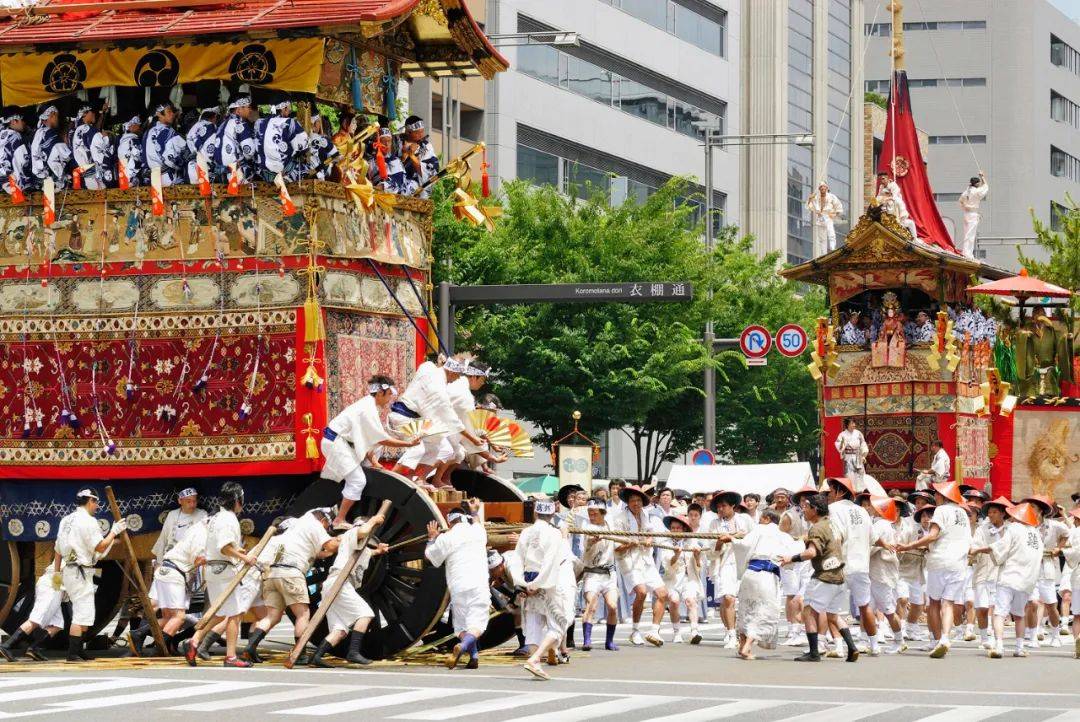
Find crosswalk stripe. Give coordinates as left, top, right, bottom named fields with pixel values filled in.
left=0, top=678, right=168, bottom=704
left=782, top=703, right=902, bottom=721
left=645, top=699, right=791, bottom=721
left=1044, top=713, right=1080, bottom=721
left=43, top=681, right=267, bottom=711
left=390, top=692, right=571, bottom=720
left=501, top=694, right=679, bottom=722
left=166, top=684, right=347, bottom=711
left=0, top=677, right=77, bottom=690
left=276, top=687, right=470, bottom=716
left=914, top=707, right=1013, bottom=721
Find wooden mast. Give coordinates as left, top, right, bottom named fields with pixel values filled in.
left=887, top=1, right=905, bottom=70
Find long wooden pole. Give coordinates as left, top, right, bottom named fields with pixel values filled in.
left=284, top=499, right=393, bottom=669
left=194, top=523, right=278, bottom=631
left=103, top=486, right=168, bottom=656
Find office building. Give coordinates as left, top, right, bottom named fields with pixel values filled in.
left=864, top=0, right=1080, bottom=269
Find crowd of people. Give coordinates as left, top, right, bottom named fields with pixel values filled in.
left=837, top=300, right=999, bottom=347
left=0, top=96, right=439, bottom=198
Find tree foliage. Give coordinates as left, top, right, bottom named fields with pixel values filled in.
left=431, top=178, right=825, bottom=480
left=1019, top=196, right=1079, bottom=314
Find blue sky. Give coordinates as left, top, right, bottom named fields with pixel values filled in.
left=1050, top=0, right=1080, bottom=19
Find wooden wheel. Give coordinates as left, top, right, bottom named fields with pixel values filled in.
left=0, top=541, right=26, bottom=631
left=287, top=470, right=448, bottom=660
left=449, top=468, right=526, bottom=502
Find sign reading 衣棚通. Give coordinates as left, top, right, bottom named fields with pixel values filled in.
left=448, top=282, right=693, bottom=305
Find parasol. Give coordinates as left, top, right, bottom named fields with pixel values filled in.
left=967, top=269, right=1072, bottom=300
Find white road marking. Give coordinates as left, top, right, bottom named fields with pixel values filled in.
left=42, top=681, right=267, bottom=711
left=501, top=694, right=679, bottom=722
left=0, top=677, right=77, bottom=690
left=166, top=684, right=347, bottom=711
left=390, top=692, right=571, bottom=719
left=782, top=703, right=903, bottom=721
left=276, top=687, right=469, bottom=716
left=1044, top=713, right=1080, bottom=721
left=0, top=677, right=168, bottom=704
left=914, top=708, right=1013, bottom=722
left=645, top=699, right=791, bottom=721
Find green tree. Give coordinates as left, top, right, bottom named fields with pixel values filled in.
left=432, top=178, right=824, bottom=479
left=1019, top=197, right=1079, bottom=314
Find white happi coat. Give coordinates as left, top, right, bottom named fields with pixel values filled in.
left=394, top=361, right=464, bottom=436
left=806, top=191, right=843, bottom=251
left=835, top=428, right=868, bottom=480
left=425, top=519, right=491, bottom=635
left=613, top=509, right=661, bottom=579
left=324, top=526, right=376, bottom=634
left=733, top=523, right=797, bottom=648
left=990, top=522, right=1043, bottom=594
left=446, top=376, right=484, bottom=454
left=958, top=182, right=988, bottom=258
left=518, top=518, right=576, bottom=638
left=152, top=506, right=209, bottom=560
left=320, top=395, right=391, bottom=481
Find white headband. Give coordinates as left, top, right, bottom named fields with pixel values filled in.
left=123, top=115, right=141, bottom=130
left=38, top=106, right=57, bottom=123
left=404, top=119, right=424, bottom=132
left=534, top=500, right=557, bottom=516
left=76, top=488, right=99, bottom=501
left=487, top=549, right=503, bottom=569
left=368, top=383, right=397, bottom=395
left=443, top=358, right=467, bottom=374
left=2, top=112, right=22, bottom=124
left=378, top=127, right=392, bottom=138
left=464, top=362, right=489, bottom=378
left=447, top=511, right=470, bottom=524
left=154, top=102, right=174, bottom=114
left=229, top=97, right=252, bottom=110
left=77, top=105, right=94, bottom=118
left=178, top=487, right=198, bottom=499
left=272, top=101, right=291, bottom=112
left=586, top=499, right=607, bottom=511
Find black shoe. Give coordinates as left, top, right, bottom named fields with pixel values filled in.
left=24, top=647, right=48, bottom=662
left=0, top=645, right=15, bottom=662
left=846, top=649, right=859, bottom=663
left=308, top=639, right=334, bottom=668
left=196, top=632, right=219, bottom=661
left=793, top=652, right=821, bottom=662
left=465, top=657, right=478, bottom=669
left=346, top=651, right=372, bottom=665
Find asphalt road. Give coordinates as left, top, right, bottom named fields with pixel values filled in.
left=1, top=623, right=1078, bottom=721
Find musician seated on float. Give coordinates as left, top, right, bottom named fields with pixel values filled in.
left=398, top=115, right=439, bottom=198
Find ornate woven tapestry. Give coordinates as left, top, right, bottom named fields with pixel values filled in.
left=864, top=414, right=938, bottom=483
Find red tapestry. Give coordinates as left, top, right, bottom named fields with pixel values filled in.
left=863, top=414, right=938, bottom=483
left=0, top=310, right=297, bottom=467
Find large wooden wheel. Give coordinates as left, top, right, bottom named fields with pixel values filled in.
left=449, top=468, right=527, bottom=502
left=287, top=470, right=448, bottom=660
left=0, top=541, right=26, bottom=631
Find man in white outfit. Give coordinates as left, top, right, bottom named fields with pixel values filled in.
left=876, top=171, right=919, bottom=239
left=827, top=477, right=880, bottom=655
left=0, top=555, right=66, bottom=661
left=518, top=499, right=577, bottom=680
left=389, top=358, right=466, bottom=482
left=834, top=418, right=868, bottom=485
left=614, top=485, right=670, bottom=647
left=957, top=172, right=988, bottom=258
left=321, top=375, right=420, bottom=529
left=425, top=507, right=491, bottom=669
left=806, top=183, right=843, bottom=253
left=708, top=490, right=753, bottom=649
left=152, top=488, right=208, bottom=562
left=896, top=481, right=972, bottom=658
left=54, top=488, right=127, bottom=662
left=916, top=439, right=951, bottom=491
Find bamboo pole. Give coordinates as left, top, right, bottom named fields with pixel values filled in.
left=194, top=524, right=278, bottom=631
left=284, top=499, right=394, bottom=669
left=103, top=486, right=167, bottom=656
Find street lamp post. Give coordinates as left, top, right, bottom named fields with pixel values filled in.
left=701, top=131, right=814, bottom=457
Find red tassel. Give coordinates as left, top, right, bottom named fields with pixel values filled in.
left=481, top=148, right=490, bottom=198
left=376, top=145, right=388, bottom=180
left=117, top=161, right=129, bottom=191
left=72, top=166, right=83, bottom=190
left=8, top=175, right=25, bottom=204
left=227, top=165, right=241, bottom=196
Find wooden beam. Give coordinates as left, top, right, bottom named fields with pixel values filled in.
left=103, top=486, right=168, bottom=657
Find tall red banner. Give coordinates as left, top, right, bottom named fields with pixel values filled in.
left=877, top=71, right=958, bottom=254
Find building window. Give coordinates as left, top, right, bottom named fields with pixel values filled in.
left=1050, top=201, right=1069, bottom=231
left=929, top=135, right=986, bottom=144
left=602, top=0, right=727, bottom=57
left=517, top=144, right=560, bottom=187
left=934, top=192, right=962, bottom=202
left=1051, top=34, right=1080, bottom=76
left=866, top=20, right=985, bottom=35
left=517, top=39, right=725, bottom=141
left=866, top=77, right=985, bottom=93
left=1051, top=90, right=1080, bottom=129
left=1050, top=146, right=1080, bottom=182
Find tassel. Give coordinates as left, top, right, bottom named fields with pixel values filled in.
left=306, top=434, right=318, bottom=459
left=21, top=418, right=31, bottom=439
left=481, top=148, right=490, bottom=198
left=42, top=178, right=56, bottom=226
left=60, top=409, right=70, bottom=426
left=375, top=144, right=388, bottom=180
left=238, top=401, right=252, bottom=421
left=349, top=49, right=364, bottom=111
left=103, top=440, right=116, bottom=457
left=117, top=159, right=129, bottom=190
left=195, top=153, right=211, bottom=197
left=226, top=163, right=242, bottom=196
left=303, top=298, right=325, bottom=343
left=40, top=278, right=47, bottom=288
left=68, top=411, right=80, bottom=429
left=35, top=418, right=44, bottom=437
left=72, top=166, right=83, bottom=190
left=193, top=374, right=208, bottom=393
left=8, top=175, right=25, bottom=204
left=274, top=173, right=297, bottom=216
left=149, top=168, right=165, bottom=216
left=125, top=381, right=135, bottom=400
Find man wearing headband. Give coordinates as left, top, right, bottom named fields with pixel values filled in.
left=259, top=100, right=309, bottom=182
left=388, top=357, right=466, bottom=485
left=183, top=482, right=258, bottom=667
left=398, top=114, right=439, bottom=198
left=144, top=101, right=187, bottom=187
left=307, top=111, right=340, bottom=181
left=30, top=105, right=74, bottom=189
left=117, top=115, right=144, bottom=187
left=367, top=122, right=417, bottom=195
left=213, top=96, right=258, bottom=183
left=579, top=498, right=620, bottom=652
left=185, top=106, right=219, bottom=184
left=72, top=99, right=115, bottom=190
left=425, top=506, right=490, bottom=669
left=321, top=375, right=420, bottom=531
left=0, top=106, right=33, bottom=198
left=432, top=355, right=490, bottom=487
left=308, top=509, right=390, bottom=667
left=131, top=493, right=210, bottom=656
left=54, top=488, right=128, bottom=661
left=517, top=498, right=577, bottom=680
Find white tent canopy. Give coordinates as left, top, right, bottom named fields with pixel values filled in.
left=665, top=462, right=885, bottom=498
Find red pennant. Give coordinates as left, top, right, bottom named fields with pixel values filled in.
left=376, top=145, right=388, bottom=180
left=72, top=166, right=83, bottom=190
left=274, top=173, right=297, bottom=216
left=8, top=175, right=25, bottom=204
left=481, top=147, right=490, bottom=198
left=226, top=164, right=242, bottom=196
left=117, top=160, right=129, bottom=190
